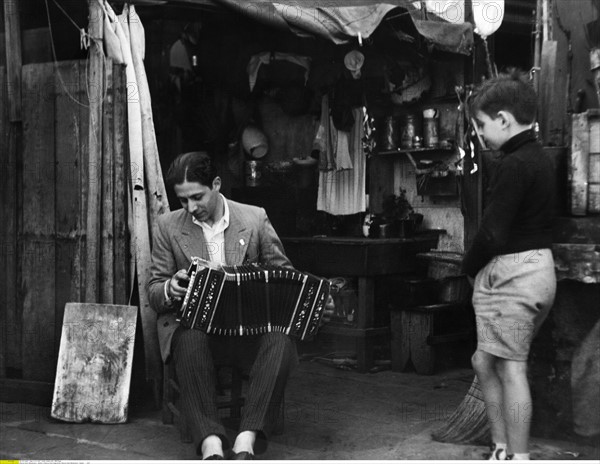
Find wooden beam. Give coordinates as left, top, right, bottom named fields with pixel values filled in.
left=101, top=63, right=115, bottom=304
left=3, top=0, right=22, bottom=121
left=85, top=0, right=104, bottom=302
left=113, top=64, right=129, bottom=305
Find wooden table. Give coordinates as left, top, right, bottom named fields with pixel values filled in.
left=281, top=234, right=442, bottom=372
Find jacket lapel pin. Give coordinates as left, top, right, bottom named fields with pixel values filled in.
left=239, top=238, right=245, bottom=246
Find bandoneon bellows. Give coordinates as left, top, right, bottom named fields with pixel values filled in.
left=176, top=257, right=331, bottom=340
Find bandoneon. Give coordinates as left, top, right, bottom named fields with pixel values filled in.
left=176, top=257, right=331, bottom=340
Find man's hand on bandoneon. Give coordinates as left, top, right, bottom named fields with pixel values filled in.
left=169, top=269, right=190, bottom=301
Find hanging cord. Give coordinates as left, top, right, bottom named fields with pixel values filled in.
left=44, top=0, right=89, bottom=107
left=44, top=0, right=110, bottom=108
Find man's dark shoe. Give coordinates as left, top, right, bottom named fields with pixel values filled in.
left=203, top=455, right=224, bottom=460
left=232, top=451, right=254, bottom=460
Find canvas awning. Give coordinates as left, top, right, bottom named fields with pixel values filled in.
left=210, top=0, right=473, bottom=54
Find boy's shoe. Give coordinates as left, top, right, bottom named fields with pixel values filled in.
left=484, top=444, right=508, bottom=460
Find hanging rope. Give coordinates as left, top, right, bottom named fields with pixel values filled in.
left=43, top=0, right=111, bottom=108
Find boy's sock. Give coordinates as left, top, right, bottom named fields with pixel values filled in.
left=510, top=453, right=530, bottom=460
left=487, top=443, right=507, bottom=460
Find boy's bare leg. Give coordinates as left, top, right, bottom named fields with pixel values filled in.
left=472, top=350, right=507, bottom=444
left=497, top=359, right=531, bottom=455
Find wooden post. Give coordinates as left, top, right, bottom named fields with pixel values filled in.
left=3, top=0, right=22, bottom=122
left=85, top=0, right=104, bottom=302
left=113, top=64, right=129, bottom=305
left=539, top=0, right=561, bottom=146
left=533, top=0, right=543, bottom=93
left=78, top=60, right=90, bottom=305
left=101, top=63, right=115, bottom=304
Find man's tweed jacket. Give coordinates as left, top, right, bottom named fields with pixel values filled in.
left=146, top=199, right=292, bottom=362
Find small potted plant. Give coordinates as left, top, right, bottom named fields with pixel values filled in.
left=381, top=189, right=420, bottom=237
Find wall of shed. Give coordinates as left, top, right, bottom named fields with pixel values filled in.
left=0, top=61, right=129, bottom=389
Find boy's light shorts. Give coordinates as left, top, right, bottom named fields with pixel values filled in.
left=472, top=248, right=556, bottom=361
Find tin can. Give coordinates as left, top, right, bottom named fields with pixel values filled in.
left=245, top=160, right=262, bottom=187
left=423, top=108, right=439, bottom=148
left=380, top=116, right=399, bottom=150
left=400, top=114, right=417, bottom=149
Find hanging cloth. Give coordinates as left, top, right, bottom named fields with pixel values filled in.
left=313, top=94, right=336, bottom=171
left=335, top=130, right=353, bottom=171
left=313, top=94, right=354, bottom=172
left=317, top=107, right=366, bottom=215
left=247, top=51, right=311, bottom=91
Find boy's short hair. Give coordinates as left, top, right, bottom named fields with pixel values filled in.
left=166, top=151, right=218, bottom=188
left=469, top=69, right=537, bottom=125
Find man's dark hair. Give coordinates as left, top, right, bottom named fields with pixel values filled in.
left=166, top=151, right=218, bottom=188
left=469, top=69, right=537, bottom=125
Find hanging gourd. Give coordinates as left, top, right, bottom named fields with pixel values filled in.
left=472, top=0, right=505, bottom=77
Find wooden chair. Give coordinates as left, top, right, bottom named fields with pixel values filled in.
left=162, top=362, right=284, bottom=443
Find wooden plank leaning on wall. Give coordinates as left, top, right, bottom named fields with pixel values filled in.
left=101, top=62, right=115, bottom=303
left=85, top=0, right=104, bottom=303
left=113, top=64, right=129, bottom=305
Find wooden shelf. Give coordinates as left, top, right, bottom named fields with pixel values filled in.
left=375, top=147, right=454, bottom=156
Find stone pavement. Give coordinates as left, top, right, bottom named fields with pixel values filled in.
left=1, top=361, right=598, bottom=461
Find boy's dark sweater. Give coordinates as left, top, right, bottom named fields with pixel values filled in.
left=461, top=129, right=555, bottom=277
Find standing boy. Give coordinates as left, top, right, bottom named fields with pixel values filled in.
left=462, top=71, right=557, bottom=460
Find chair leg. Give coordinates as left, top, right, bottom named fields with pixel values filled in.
left=179, top=417, right=193, bottom=443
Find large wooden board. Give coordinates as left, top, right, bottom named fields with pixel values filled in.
left=21, top=63, right=56, bottom=382
left=51, top=303, right=137, bottom=423
left=54, top=61, right=84, bottom=359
